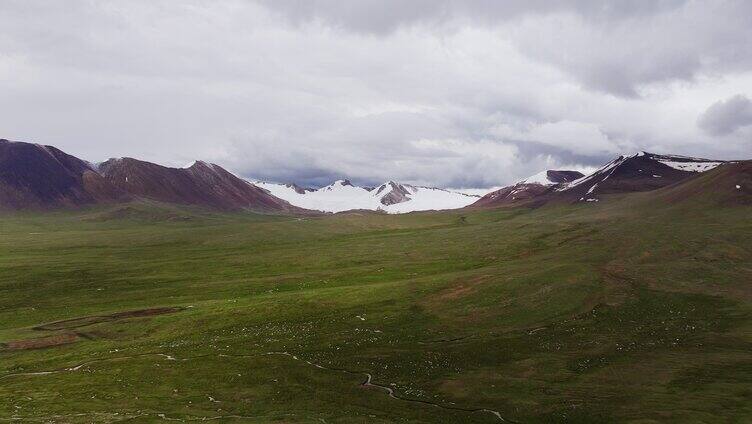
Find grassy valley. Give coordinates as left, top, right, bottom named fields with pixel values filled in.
left=1, top=188, right=751, bottom=422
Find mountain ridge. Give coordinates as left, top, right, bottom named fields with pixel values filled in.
left=2, top=139, right=745, bottom=213
left=0, top=139, right=304, bottom=213
left=472, top=152, right=730, bottom=208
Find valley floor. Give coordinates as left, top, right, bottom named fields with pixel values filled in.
left=0, top=197, right=751, bottom=423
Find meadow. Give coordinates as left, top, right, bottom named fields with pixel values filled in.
left=1, top=194, right=751, bottom=423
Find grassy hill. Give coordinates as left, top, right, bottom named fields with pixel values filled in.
left=1, top=184, right=751, bottom=422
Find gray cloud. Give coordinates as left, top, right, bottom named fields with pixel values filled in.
left=697, top=95, right=752, bottom=136
left=505, top=139, right=614, bottom=169
left=256, top=0, right=686, bottom=35
left=509, top=1, right=752, bottom=97
left=256, top=0, right=752, bottom=97
left=0, top=1, right=751, bottom=188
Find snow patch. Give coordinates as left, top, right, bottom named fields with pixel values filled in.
left=656, top=160, right=723, bottom=172
left=520, top=170, right=552, bottom=185
left=84, top=160, right=101, bottom=173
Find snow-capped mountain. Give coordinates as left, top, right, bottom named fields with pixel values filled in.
left=555, top=152, right=725, bottom=202
left=473, top=152, right=727, bottom=208
left=254, top=179, right=480, bottom=213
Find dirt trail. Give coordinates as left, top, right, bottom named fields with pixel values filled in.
left=1, top=333, right=79, bottom=351
left=1, top=307, right=186, bottom=352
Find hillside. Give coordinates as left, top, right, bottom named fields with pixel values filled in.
left=652, top=160, right=752, bottom=206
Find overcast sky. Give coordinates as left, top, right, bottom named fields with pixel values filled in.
left=2, top=1, right=751, bottom=188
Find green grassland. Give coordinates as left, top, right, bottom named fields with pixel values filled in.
left=0, top=194, right=751, bottom=423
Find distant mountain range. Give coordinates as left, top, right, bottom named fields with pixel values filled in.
left=253, top=179, right=479, bottom=213
left=1, top=138, right=748, bottom=213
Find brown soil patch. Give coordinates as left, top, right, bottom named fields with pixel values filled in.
left=437, top=284, right=476, bottom=301
left=431, top=275, right=491, bottom=303
left=437, top=378, right=471, bottom=398
left=1, top=333, right=79, bottom=351
left=34, top=307, right=185, bottom=331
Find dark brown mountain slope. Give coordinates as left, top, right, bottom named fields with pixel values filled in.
left=551, top=152, right=725, bottom=203
left=98, top=158, right=304, bottom=212
left=0, top=139, right=123, bottom=209
left=0, top=139, right=307, bottom=213
left=472, top=152, right=727, bottom=208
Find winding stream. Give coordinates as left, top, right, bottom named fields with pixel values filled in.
left=264, top=351, right=508, bottom=422
left=2, top=351, right=510, bottom=422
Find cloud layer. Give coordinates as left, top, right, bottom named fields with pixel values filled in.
left=1, top=0, right=750, bottom=188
